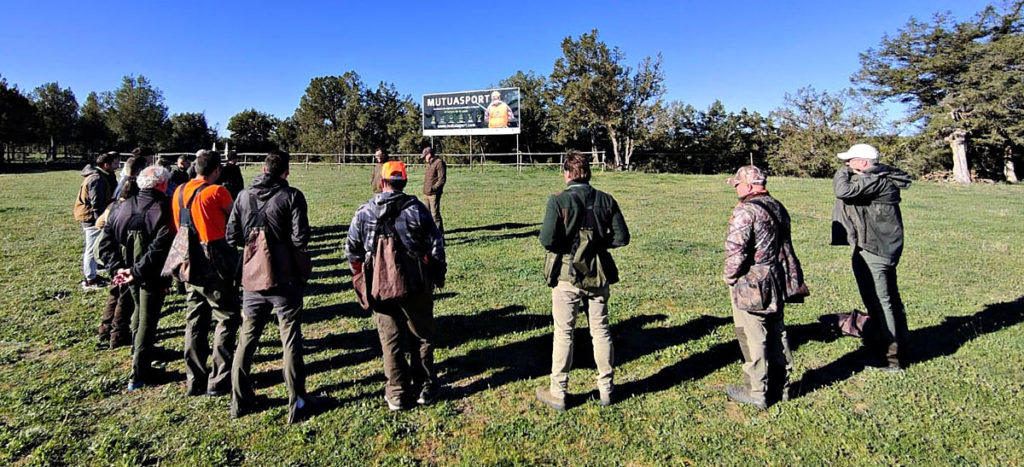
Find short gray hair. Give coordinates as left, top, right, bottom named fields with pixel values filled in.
left=137, top=166, right=170, bottom=190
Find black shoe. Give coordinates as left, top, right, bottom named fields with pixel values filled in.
left=535, top=387, right=566, bottom=411
left=417, top=386, right=440, bottom=406
left=206, top=388, right=229, bottom=397
left=231, top=395, right=270, bottom=420
left=288, top=395, right=329, bottom=424
left=726, top=385, right=767, bottom=410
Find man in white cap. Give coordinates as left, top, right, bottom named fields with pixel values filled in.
left=832, top=143, right=912, bottom=371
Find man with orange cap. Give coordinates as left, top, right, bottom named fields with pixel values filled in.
left=345, top=160, right=446, bottom=411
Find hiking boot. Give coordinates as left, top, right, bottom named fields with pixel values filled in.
left=384, top=394, right=407, bottom=412
left=726, top=385, right=767, bottom=410
left=417, top=386, right=440, bottom=406
left=288, top=395, right=329, bottom=424
left=535, top=387, right=566, bottom=411
left=80, top=279, right=104, bottom=291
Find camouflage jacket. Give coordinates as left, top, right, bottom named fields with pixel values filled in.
left=724, top=193, right=795, bottom=312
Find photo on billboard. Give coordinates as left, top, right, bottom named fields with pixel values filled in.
left=422, top=88, right=521, bottom=136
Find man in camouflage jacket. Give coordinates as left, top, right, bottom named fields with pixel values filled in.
left=723, top=165, right=795, bottom=410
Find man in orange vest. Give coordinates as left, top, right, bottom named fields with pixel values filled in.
left=484, top=91, right=515, bottom=128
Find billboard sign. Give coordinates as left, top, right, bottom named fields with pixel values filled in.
left=422, top=88, right=520, bottom=136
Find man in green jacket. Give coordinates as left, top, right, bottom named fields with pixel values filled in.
left=536, top=151, right=630, bottom=411
left=832, top=143, right=912, bottom=371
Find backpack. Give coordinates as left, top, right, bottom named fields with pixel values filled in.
left=366, top=196, right=428, bottom=302
left=161, top=184, right=211, bottom=282
left=566, top=189, right=619, bottom=290
left=241, top=188, right=284, bottom=292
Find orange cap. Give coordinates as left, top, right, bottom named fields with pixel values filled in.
left=381, top=160, right=407, bottom=181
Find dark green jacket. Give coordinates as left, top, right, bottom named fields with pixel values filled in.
left=540, top=182, right=630, bottom=282
left=831, top=164, right=912, bottom=262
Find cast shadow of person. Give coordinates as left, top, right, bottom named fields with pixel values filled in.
left=445, top=223, right=539, bottom=235
left=793, top=296, right=1024, bottom=397
left=442, top=313, right=733, bottom=402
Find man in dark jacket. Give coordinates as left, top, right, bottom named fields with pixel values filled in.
left=227, top=150, right=319, bottom=423
left=75, top=151, right=118, bottom=291
left=218, top=150, right=245, bottom=200
left=171, top=155, right=192, bottom=186
left=346, top=161, right=446, bottom=411
left=370, top=148, right=390, bottom=194
left=421, top=147, right=447, bottom=233
left=832, top=143, right=912, bottom=371
left=98, top=165, right=174, bottom=390
left=723, top=165, right=795, bottom=410
left=536, top=151, right=629, bottom=411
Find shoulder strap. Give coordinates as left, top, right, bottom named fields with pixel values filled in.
left=566, top=188, right=598, bottom=231
left=745, top=197, right=789, bottom=248
left=177, top=183, right=210, bottom=229
left=248, top=188, right=285, bottom=230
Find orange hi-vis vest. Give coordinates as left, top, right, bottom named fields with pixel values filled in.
left=488, top=102, right=510, bottom=128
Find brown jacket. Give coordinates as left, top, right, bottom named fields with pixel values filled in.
left=371, top=162, right=385, bottom=194
left=423, top=157, right=447, bottom=195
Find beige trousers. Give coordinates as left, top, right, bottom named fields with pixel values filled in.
left=549, top=281, right=613, bottom=399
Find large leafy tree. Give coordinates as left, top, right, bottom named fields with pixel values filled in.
left=499, top=70, right=556, bottom=154
left=769, top=86, right=879, bottom=177
left=104, top=75, right=169, bottom=149
left=0, top=76, right=37, bottom=164
left=77, top=91, right=113, bottom=154
left=293, top=72, right=364, bottom=154
left=31, top=82, right=78, bottom=160
left=165, top=112, right=216, bottom=152
left=854, top=2, right=1024, bottom=182
left=227, top=109, right=279, bottom=152
left=358, top=82, right=421, bottom=153
left=272, top=117, right=299, bottom=153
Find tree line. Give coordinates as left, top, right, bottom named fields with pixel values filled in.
left=1, top=2, right=1021, bottom=182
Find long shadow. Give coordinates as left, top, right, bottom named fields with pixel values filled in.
left=252, top=328, right=379, bottom=390
left=310, top=224, right=349, bottom=240
left=442, top=313, right=731, bottom=399
left=445, top=223, right=539, bottom=235
left=794, top=296, right=1024, bottom=397
left=445, top=229, right=540, bottom=246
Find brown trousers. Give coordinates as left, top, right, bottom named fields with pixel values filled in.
left=372, top=291, right=436, bottom=404
left=98, top=284, right=133, bottom=346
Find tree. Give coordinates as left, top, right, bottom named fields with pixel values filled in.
left=293, top=72, right=364, bottom=154
left=272, top=117, right=299, bottom=153
left=105, top=75, right=169, bottom=149
left=499, top=70, right=556, bottom=154
left=165, top=112, right=216, bottom=152
left=769, top=87, right=880, bottom=177
left=0, top=76, right=37, bottom=164
left=31, top=82, right=78, bottom=160
left=615, top=54, right=665, bottom=169
left=854, top=3, right=1024, bottom=183
left=359, top=82, right=419, bottom=152
left=227, top=109, right=279, bottom=152
left=77, top=92, right=113, bottom=155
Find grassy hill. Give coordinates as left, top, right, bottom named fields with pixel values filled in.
left=1, top=166, right=1022, bottom=464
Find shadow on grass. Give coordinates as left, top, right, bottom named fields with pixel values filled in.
left=310, top=224, right=349, bottom=243
left=794, top=296, right=1024, bottom=397
left=445, top=223, right=539, bottom=235
left=445, top=229, right=540, bottom=246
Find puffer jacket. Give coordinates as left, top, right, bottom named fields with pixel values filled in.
left=831, top=164, right=912, bottom=263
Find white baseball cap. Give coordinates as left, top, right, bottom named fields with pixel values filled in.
left=838, top=143, right=879, bottom=161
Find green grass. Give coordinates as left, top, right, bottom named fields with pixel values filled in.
left=1, top=166, right=1023, bottom=465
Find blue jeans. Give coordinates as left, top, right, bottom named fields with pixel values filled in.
left=82, top=225, right=100, bottom=280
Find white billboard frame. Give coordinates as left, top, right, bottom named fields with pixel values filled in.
left=422, top=87, right=521, bottom=137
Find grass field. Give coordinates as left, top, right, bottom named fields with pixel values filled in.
left=1, top=165, right=1023, bottom=465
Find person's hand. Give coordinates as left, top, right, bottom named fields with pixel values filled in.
left=114, top=268, right=135, bottom=285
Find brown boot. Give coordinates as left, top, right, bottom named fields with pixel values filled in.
left=535, top=387, right=566, bottom=411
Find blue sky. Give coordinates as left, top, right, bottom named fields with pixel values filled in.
left=0, top=0, right=992, bottom=136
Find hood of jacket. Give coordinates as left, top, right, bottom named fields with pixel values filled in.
left=372, top=190, right=413, bottom=219
left=867, top=164, right=912, bottom=189
left=81, top=164, right=99, bottom=177
left=251, top=173, right=290, bottom=201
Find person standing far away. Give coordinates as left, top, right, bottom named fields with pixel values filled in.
left=345, top=161, right=447, bottom=411
left=227, top=150, right=324, bottom=424
left=484, top=90, right=515, bottom=128
left=723, top=165, right=800, bottom=410
left=421, top=147, right=447, bottom=234
left=218, top=150, right=245, bottom=200
left=371, top=148, right=390, bottom=194
left=74, top=151, right=119, bottom=291
left=171, top=150, right=242, bottom=397
left=832, top=143, right=912, bottom=372
left=171, top=155, right=192, bottom=187
left=97, top=165, right=175, bottom=391
left=536, top=151, right=630, bottom=411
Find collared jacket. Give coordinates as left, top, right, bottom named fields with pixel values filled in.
left=345, top=191, right=446, bottom=276
left=423, top=157, right=447, bottom=195
left=226, top=174, right=311, bottom=285
left=98, top=189, right=173, bottom=282
left=831, top=165, right=911, bottom=263
left=539, top=182, right=630, bottom=283
left=76, top=165, right=116, bottom=226
left=724, top=193, right=796, bottom=313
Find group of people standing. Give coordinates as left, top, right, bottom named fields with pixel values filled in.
left=71, top=141, right=909, bottom=423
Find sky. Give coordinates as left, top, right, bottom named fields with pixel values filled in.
left=0, top=0, right=994, bottom=136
